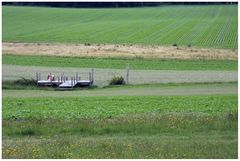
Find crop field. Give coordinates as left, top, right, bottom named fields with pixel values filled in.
left=3, top=95, right=237, bottom=119
left=2, top=3, right=238, bottom=159
left=2, top=95, right=238, bottom=158
left=2, top=5, right=237, bottom=48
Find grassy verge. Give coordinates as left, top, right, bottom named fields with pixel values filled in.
left=3, top=78, right=237, bottom=90
left=2, top=95, right=238, bottom=158
left=3, top=113, right=237, bottom=159
left=2, top=133, right=237, bottom=159
left=103, top=81, right=238, bottom=89
left=2, top=78, right=38, bottom=90
left=3, top=113, right=237, bottom=138
left=3, top=54, right=237, bottom=70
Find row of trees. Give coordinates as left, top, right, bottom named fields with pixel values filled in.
left=2, top=2, right=236, bottom=8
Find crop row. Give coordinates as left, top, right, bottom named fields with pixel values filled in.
left=3, top=5, right=237, bottom=48
left=3, top=95, right=237, bottom=120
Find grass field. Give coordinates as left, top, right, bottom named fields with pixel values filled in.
left=2, top=5, right=237, bottom=48
left=2, top=3, right=238, bottom=159
left=2, top=95, right=238, bottom=158
left=3, top=64, right=237, bottom=87
left=3, top=54, right=237, bottom=70
left=2, top=82, right=238, bottom=97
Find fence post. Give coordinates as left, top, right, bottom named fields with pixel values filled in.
left=89, top=72, right=91, bottom=82
left=91, top=68, right=94, bottom=84
left=36, top=72, right=38, bottom=81
left=125, top=64, right=129, bottom=84
left=76, top=72, right=78, bottom=82
left=39, top=73, right=41, bottom=80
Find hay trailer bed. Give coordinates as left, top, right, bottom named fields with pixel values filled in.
left=36, top=69, right=94, bottom=88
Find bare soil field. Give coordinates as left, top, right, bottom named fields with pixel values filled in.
left=3, top=65, right=237, bottom=87
left=2, top=42, right=237, bottom=60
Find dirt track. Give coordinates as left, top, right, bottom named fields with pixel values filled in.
left=2, top=42, right=237, bottom=60
left=3, top=65, right=237, bottom=87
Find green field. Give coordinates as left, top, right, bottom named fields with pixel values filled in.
left=2, top=82, right=238, bottom=96
left=2, top=4, right=238, bottom=159
left=3, top=54, right=237, bottom=70
left=3, top=5, right=237, bottom=48
left=2, top=95, right=238, bottom=158
left=3, top=95, right=237, bottom=119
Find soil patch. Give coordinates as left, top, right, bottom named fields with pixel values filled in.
left=2, top=42, right=237, bottom=60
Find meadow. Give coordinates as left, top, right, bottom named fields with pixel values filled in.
left=2, top=95, right=238, bottom=158
left=3, top=54, right=237, bottom=71
left=2, top=5, right=237, bottom=48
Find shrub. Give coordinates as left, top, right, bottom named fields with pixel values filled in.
left=14, top=77, right=37, bottom=86
left=173, top=43, right=177, bottom=47
left=84, top=42, right=91, bottom=46
left=19, top=128, right=36, bottom=136
left=109, top=76, right=125, bottom=85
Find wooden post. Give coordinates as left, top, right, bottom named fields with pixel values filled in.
left=36, top=72, right=38, bottom=81
left=91, top=68, right=94, bottom=84
left=76, top=72, right=78, bottom=82
left=89, top=72, right=91, bottom=82
left=125, top=64, right=129, bottom=84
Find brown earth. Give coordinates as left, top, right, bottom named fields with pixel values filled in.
left=2, top=42, right=237, bottom=60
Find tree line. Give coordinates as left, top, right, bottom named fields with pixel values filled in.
left=2, top=2, right=237, bottom=8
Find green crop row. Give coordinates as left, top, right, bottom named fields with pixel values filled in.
left=3, top=5, right=237, bottom=48
left=3, top=95, right=237, bottom=120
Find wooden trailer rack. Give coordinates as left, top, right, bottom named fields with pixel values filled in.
left=36, top=69, right=94, bottom=88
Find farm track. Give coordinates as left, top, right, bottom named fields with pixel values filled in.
left=2, top=42, right=237, bottom=60
left=2, top=83, right=237, bottom=98
left=3, top=65, right=237, bottom=86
